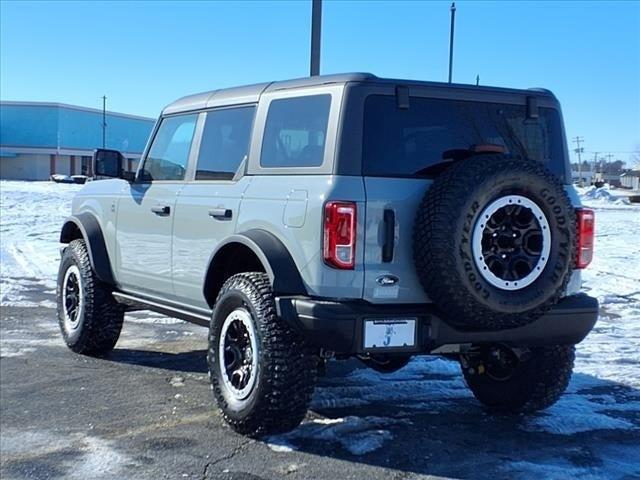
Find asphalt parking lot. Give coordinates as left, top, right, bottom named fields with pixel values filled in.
left=2, top=283, right=639, bottom=480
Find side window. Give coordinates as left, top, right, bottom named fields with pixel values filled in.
left=260, top=94, right=331, bottom=168
left=140, top=114, right=197, bottom=181
left=195, top=106, right=255, bottom=180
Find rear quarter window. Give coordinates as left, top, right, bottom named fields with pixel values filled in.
left=362, top=95, right=566, bottom=178
left=260, top=94, right=331, bottom=168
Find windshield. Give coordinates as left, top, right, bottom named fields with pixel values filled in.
left=362, top=95, right=566, bottom=179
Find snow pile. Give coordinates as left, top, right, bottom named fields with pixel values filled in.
left=576, top=185, right=631, bottom=207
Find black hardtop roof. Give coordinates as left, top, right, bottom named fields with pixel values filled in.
left=162, top=72, right=556, bottom=115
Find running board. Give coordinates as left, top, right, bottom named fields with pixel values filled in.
left=112, top=292, right=211, bottom=327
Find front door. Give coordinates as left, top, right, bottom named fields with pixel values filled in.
left=116, top=113, right=198, bottom=298
left=172, top=105, right=256, bottom=308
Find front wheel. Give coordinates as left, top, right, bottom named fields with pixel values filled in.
left=207, top=273, right=317, bottom=437
left=460, top=344, right=575, bottom=413
left=57, top=239, right=124, bottom=355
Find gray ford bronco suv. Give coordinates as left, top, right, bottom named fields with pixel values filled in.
left=57, top=73, right=598, bottom=436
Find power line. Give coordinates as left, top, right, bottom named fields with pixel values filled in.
left=584, top=150, right=636, bottom=154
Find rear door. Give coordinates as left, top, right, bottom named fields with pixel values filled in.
left=172, top=105, right=256, bottom=309
left=362, top=177, right=431, bottom=304
left=361, top=93, right=566, bottom=304
left=116, top=113, right=197, bottom=298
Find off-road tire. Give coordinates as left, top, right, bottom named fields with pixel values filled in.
left=461, top=345, right=575, bottom=412
left=413, top=155, right=576, bottom=330
left=56, top=239, right=124, bottom=355
left=207, top=272, right=317, bottom=437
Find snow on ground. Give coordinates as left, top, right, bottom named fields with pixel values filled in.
left=0, top=428, right=134, bottom=479
left=574, top=186, right=640, bottom=389
left=1, top=180, right=639, bottom=477
left=0, top=181, right=81, bottom=306
left=267, top=416, right=410, bottom=455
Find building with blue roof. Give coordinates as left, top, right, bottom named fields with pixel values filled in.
left=0, top=101, right=155, bottom=180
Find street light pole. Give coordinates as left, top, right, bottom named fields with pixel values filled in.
left=448, top=2, right=456, bottom=83
left=310, top=0, right=322, bottom=76
left=102, top=95, right=107, bottom=149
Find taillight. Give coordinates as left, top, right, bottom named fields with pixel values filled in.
left=576, top=208, right=595, bottom=269
left=323, top=201, right=356, bottom=269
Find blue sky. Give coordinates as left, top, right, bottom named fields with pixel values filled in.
left=1, top=0, right=639, bottom=165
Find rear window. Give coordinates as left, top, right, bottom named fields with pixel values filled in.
left=363, top=95, right=565, bottom=177
left=260, top=95, right=331, bottom=168
left=196, top=106, right=255, bottom=180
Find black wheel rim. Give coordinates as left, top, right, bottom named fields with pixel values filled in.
left=482, top=205, right=542, bottom=279
left=62, top=265, right=82, bottom=328
left=472, top=195, right=551, bottom=290
left=219, top=308, right=258, bottom=400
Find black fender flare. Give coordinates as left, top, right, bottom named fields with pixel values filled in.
left=204, top=229, right=307, bottom=300
left=60, top=213, right=115, bottom=285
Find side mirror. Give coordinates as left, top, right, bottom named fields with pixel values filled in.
left=93, top=149, right=128, bottom=179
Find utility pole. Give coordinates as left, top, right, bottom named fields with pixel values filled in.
left=102, top=95, right=107, bottom=149
left=476, top=75, right=480, bottom=86
left=604, top=153, right=614, bottom=176
left=310, top=0, right=322, bottom=76
left=448, top=2, right=456, bottom=83
left=573, top=136, right=584, bottom=187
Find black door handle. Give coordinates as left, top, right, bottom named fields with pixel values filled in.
left=382, top=209, right=395, bottom=262
left=151, top=205, right=170, bottom=215
left=209, top=208, right=233, bottom=220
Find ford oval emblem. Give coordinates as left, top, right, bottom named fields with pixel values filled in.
left=376, top=274, right=399, bottom=286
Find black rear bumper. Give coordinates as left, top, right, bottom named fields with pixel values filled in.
left=275, top=294, right=599, bottom=355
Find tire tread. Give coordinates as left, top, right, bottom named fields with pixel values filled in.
left=57, top=239, right=123, bottom=355
left=413, top=155, right=576, bottom=329
left=208, top=272, right=317, bottom=437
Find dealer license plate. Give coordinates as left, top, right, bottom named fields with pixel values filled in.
left=363, top=318, right=416, bottom=349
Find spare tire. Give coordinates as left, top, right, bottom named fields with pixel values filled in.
left=413, top=155, right=576, bottom=330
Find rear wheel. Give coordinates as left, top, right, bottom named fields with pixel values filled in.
left=460, top=344, right=575, bottom=412
left=208, top=273, right=317, bottom=437
left=56, top=239, right=124, bottom=355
